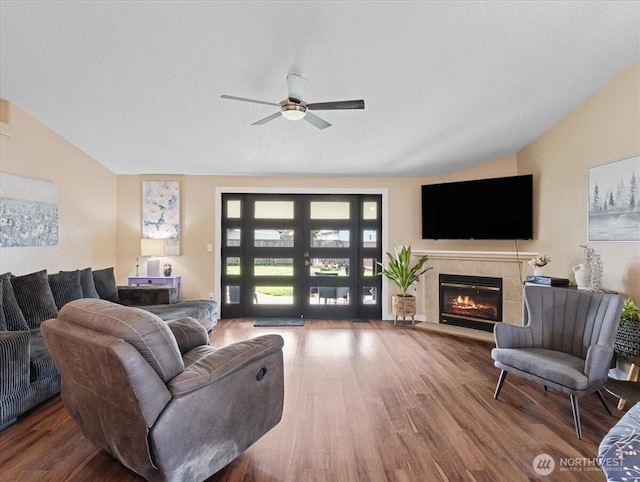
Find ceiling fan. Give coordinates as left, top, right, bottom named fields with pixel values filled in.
left=221, top=74, right=365, bottom=130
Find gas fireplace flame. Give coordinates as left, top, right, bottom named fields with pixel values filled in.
left=453, top=295, right=484, bottom=311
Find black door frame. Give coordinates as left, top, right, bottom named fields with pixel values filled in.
left=217, top=189, right=386, bottom=319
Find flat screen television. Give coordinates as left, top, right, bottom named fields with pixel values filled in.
left=421, top=174, right=533, bottom=240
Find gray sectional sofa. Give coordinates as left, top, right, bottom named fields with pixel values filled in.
left=0, top=267, right=217, bottom=430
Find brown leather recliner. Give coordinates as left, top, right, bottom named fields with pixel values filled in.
left=41, top=298, right=284, bottom=482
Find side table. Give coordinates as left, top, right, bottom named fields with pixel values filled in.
left=128, top=275, right=182, bottom=301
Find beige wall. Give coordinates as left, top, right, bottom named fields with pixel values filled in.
left=0, top=102, right=117, bottom=275
left=518, top=61, right=639, bottom=300
left=116, top=175, right=439, bottom=313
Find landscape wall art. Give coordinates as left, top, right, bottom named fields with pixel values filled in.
left=588, top=154, right=640, bottom=241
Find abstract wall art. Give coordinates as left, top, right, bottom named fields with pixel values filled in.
left=0, top=173, right=59, bottom=247
left=142, top=181, right=181, bottom=254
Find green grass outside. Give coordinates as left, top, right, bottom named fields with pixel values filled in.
left=256, top=286, right=294, bottom=296
left=226, top=264, right=356, bottom=297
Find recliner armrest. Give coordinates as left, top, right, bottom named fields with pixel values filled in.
left=168, top=334, right=284, bottom=397
left=166, top=318, right=208, bottom=354
left=493, top=322, right=533, bottom=348
left=0, top=330, right=30, bottom=397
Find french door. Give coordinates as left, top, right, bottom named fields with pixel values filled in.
left=221, top=194, right=382, bottom=319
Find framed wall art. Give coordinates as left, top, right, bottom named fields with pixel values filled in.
left=588, top=154, right=640, bottom=241
left=0, top=173, right=58, bottom=247
left=142, top=181, right=181, bottom=254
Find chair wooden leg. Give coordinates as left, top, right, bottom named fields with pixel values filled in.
left=570, top=394, right=582, bottom=439
left=494, top=370, right=508, bottom=399
left=596, top=389, right=612, bottom=416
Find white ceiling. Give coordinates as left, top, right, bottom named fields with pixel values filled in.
left=1, top=1, right=639, bottom=177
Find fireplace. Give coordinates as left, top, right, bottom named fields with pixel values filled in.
left=439, top=274, right=502, bottom=332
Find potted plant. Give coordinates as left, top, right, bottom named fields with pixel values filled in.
left=615, top=298, right=640, bottom=357
left=528, top=254, right=550, bottom=276
left=377, top=246, right=432, bottom=326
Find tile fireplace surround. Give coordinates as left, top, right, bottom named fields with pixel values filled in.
left=414, top=250, right=538, bottom=329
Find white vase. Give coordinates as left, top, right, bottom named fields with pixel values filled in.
left=534, top=267, right=544, bottom=276
left=573, top=263, right=588, bottom=290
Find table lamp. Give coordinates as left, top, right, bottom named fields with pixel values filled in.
left=140, top=238, right=165, bottom=277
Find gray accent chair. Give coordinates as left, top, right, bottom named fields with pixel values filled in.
left=41, top=299, right=284, bottom=482
left=491, top=285, right=624, bottom=439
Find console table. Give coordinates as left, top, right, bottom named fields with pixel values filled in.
left=128, top=275, right=181, bottom=301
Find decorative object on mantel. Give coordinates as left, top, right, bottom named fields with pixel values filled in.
left=580, top=244, right=603, bottom=291
left=525, top=275, right=569, bottom=287
left=588, top=154, right=640, bottom=242
left=615, top=298, right=640, bottom=358
left=572, top=263, right=588, bottom=290
left=528, top=254, right=550, bottom=276
left=163, top=263, right=172, bottom=277
left=377, top=246, right=432, bottom=327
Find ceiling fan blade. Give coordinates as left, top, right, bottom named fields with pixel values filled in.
left=287, top=74, right=307, bottom=103
left=221, top=94, right=280, bottom=107
left=304, top=111, right=331, bottom=130
left=252, top=111, right=282, bottom=125
left=307, top=100, right=365, bottom=110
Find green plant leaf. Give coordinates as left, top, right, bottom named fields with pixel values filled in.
left=377, top=245, right=432, bottom=294
left=622, top=298, right=640, bottom=323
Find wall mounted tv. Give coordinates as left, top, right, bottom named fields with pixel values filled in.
left=421, top=174, right=533, bottom=240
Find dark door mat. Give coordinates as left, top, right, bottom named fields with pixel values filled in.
left=254, top=318, right=305, bottom=327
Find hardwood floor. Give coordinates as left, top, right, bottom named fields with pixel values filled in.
left=0, top=319, right=618, bottom=481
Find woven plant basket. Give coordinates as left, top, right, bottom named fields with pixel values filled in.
left=615, top=319, right=640, bottom=357
left=392, top=294, right=416, bottom=316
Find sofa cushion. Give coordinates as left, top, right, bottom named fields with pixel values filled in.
left=92, top=267, right=120, bottom=303
left=48, top=270, right=83, bottom=310
left=1, top=272, right=30, bottom=331
left=11, top=270, right=59, bottom=329
left=166, top=317, right=209, bottom=354
left=0, top=278, right=6, bottom=331
left=142, top=300, right=218, bottom=332
left=492, top=347, right=587, bottom=390
left=79, top=267, right=100, bottom=298
left=29, top=328, right=58, bottom=382
left=59, top=298, right=184, bottom=382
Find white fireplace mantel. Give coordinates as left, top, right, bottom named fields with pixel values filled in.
left=413, top=250, right=538, bottom=263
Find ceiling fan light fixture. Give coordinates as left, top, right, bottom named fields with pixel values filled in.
left=281, top=103, right=307, bottom=121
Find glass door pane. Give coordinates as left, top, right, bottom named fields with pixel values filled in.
left=357, top=196, right=382, bottom=319
left=310, top=201, right=350, bottom=219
